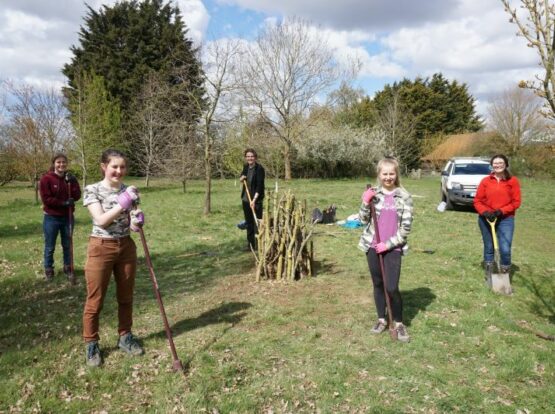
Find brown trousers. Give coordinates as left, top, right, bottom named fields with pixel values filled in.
left=83, top=236, right=137, bottom=342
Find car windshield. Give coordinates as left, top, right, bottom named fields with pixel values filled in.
left=453, top=163, right=492, bottom=175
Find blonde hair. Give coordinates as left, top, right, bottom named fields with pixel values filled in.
left=376, top=157, right=401, bottom=188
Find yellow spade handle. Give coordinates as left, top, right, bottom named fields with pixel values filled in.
left=487, top=218, right=499, bottom=251
left=243, top=180, right=259, bottom=230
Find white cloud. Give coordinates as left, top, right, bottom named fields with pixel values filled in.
left=217, top=0, right=458, bottom=31
left=0, top=0, right=547, bottom=118
left=318, top=28, right=403, bottom=78
left=378, top=2, right=541, bottom=112
left=176, top=0, right=210, bottom=44
left=0, top=1, right=211, bottom=90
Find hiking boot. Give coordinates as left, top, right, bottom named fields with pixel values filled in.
left=117, top=333, right=144, bottom=356
left=370, top=319, right=387, bottom=334
left=500, top=264, right=511, bottom=274
left=86, top=341, right=102, bottom=367
left=394, top=323, right=410, bottom=343
left=44, top=267, right=54, bottom=282
left=63, top=265, right=76, bottom=285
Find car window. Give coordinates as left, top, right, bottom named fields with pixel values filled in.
left=453, top=163, right=491, bottom=175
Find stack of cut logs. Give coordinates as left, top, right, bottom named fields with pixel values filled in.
left=254, top=190, right=315, bottom=281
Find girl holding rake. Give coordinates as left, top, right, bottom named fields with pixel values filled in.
left=82, top=149, right=145, bottom=367
left=359, top=157, right=414, bottom=342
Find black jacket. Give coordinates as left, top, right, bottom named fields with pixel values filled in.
left=240, top=163, right=265, bottom=202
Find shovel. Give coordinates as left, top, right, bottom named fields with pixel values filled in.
left=486, top=218, right=512, bottom=295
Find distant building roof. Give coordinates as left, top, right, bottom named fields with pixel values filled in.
left=421, top=132, right=496, bottom=162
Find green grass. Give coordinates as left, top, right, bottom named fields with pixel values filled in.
left=0, top=176, right=554, bottom=413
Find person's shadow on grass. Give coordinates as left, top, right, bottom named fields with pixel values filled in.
left=145, top=301, right=252, bottom=340
left=402, top=287, right=436, bottom=327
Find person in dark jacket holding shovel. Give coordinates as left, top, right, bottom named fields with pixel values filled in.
left=39, top=153, right=81, bottom=282
left=474, top=154, right=521, bottom=278
left=239, top=148, right=265, bottom=251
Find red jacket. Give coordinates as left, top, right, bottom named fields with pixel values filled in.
left=474, top=173, right=521, bottom=217
left=39, top=171, right=82, bottom=216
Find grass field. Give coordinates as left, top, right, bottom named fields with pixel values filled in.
left=0, top=176, right=554, bottom=413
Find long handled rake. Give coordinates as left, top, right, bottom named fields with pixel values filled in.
left=369, top=201, right=398, bottom=341
left=65, top=175, right=76, bottom=285
left=136, top=226, right=184, bottom=373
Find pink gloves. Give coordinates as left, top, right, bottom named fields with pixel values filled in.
left=362, top=188, right=376, bottom=204
left=117, top=186, right=139, bottom=210
left=375, top=242, right=388, bottom=254
left=130, top=209, right=145, bottom=232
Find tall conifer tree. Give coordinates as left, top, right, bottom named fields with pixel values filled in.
left=63, top=0, right=204, bottom=173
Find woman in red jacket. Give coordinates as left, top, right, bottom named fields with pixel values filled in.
left=474, top=154, right=521, bottom=278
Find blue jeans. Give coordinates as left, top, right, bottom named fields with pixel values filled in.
left=478, top=215, right=514, bottom=266
left=43, top=214, right=71, bottom=269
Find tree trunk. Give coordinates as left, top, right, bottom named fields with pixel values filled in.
left=203, top=138, right=212, bottom=215
left=34, top=174, right=40, bottom=204
left=182, top=179, right=187, bottom=193
left=284, top=144, right=292, bottom=180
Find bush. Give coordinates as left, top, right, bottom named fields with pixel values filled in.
left=509, top=144, right=555, bottom=178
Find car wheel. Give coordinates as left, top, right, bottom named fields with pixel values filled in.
left=445, top=196, right=454, bottom=210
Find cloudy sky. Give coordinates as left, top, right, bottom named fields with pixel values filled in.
left=0, top=0, right=540, bottom=116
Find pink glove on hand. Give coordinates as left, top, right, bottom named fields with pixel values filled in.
left=117, top=186, right=139, bottom=210
left=130, top=209, right=145, bottom=232
left=362, top=188, right=376, bottom=204
left=375, top=242, right=388, bottom=254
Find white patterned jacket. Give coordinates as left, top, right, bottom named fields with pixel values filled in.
left=358, top=186, right=414, bottom=254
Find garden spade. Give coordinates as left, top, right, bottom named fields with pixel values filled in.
left=486, top=218, right=512, bottom=295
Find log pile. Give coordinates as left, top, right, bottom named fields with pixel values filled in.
left=254, top=190, right=315, bottom=281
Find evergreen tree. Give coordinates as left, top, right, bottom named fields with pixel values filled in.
left=63, top=0, right=204, bottom=173
left=68, top=71, right=123, bottom=184
left=374, top=73, right=483, bottom=140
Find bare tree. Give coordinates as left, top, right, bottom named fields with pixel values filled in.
left=502, top=0, right=555, bottom=119
left=376, top=92, right=419, bottom=173
left=196, top=39, right=242, bottom=215
left=488, top=86, right=546, bottom=153
left=3, top=81, right=71, bottom=202
left=239, top=17, right=344, bottom=179
left=130, top=72, right=172, bottom=187
left=163, top=122, right=200, bottom=193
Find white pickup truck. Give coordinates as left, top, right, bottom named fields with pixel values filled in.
left=440, top=157, right=492, bottom=210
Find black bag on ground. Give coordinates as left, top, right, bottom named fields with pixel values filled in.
left=312, top=205, right=336, bottom=224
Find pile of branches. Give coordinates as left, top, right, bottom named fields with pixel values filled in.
left=254, top=190, right=315, bottom=281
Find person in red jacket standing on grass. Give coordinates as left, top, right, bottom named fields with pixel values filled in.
left=474, top=154, right=521, bottom=279
left=39, top=153, right=81, bottom=282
